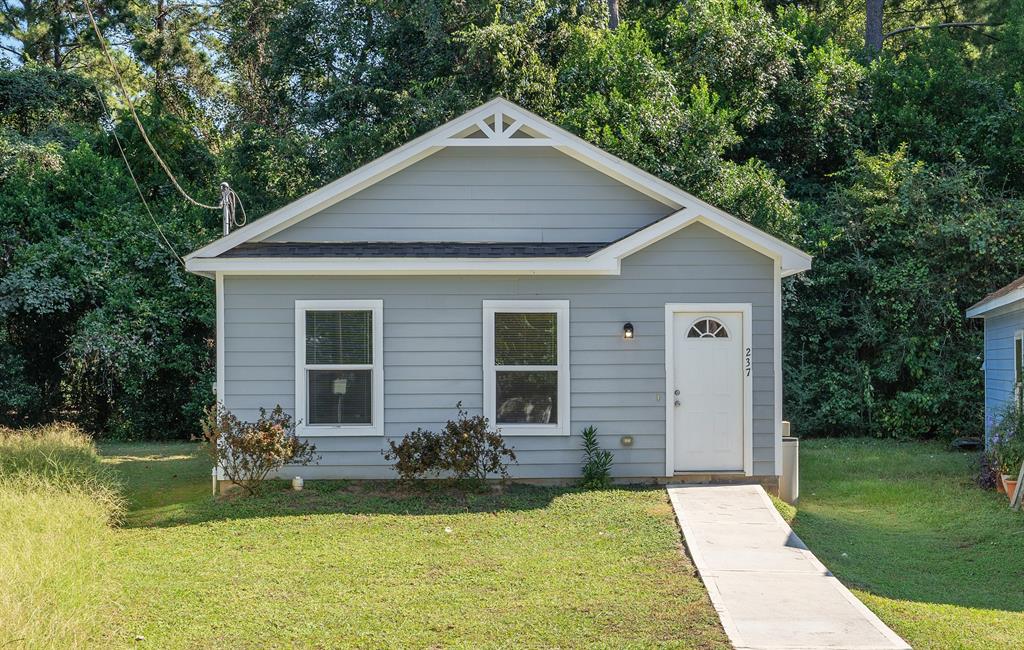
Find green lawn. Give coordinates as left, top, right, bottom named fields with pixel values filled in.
left=99, top=443, right=727, bottom=648
left=11, top=433, right=1022, bottom=649
left=787, top=438, right=1024, bottom=650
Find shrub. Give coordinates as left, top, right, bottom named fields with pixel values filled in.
left=383, top=427, right=444, bottom=481
left=580, top=425, right=614, bottom=489
left=383, top=403, right=517, bottom=485
left=202, top=405, right=318, bottom=495
left=977, top=451, right=1000, bottom=490
left=990, top=403, right=1024, bottom=476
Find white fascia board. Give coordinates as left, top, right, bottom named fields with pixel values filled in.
left=595, top=210, right=812, bottom=276
left=186, top=97, right=813, bottom=276
left=186, top=209, right=814, bottom=277
left=185, top=256, right=619, bottom=275
left=185, top=99, right=515, bottom=260
left=966, top=289, right=1024, bottom=318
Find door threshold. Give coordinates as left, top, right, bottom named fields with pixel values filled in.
left=673, top=470, right=746, bottom=476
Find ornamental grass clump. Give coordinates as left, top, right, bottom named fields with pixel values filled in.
left=580, top=425, right=614, bottom=489
left=202, top=405, right=318, bottom=495
left=0, top=423, right=123, bottom=648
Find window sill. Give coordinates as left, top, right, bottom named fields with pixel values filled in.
left=297, top=424, right=383, bottom=437
left=495, top=424, right=569, bottom=437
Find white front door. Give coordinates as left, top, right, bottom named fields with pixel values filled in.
left=671, top=311, right=745, bottom=472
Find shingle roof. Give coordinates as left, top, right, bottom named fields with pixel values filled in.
left=218, top=241, right=608, bottom=258
left=969, top=274, right=1024, bottom=312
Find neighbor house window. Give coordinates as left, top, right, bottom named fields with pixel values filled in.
left=1016, top=331, right=1023, bottom=409
left=483, top=300, right=569, bottom=436
left=295, top=300, right=383, bottom=436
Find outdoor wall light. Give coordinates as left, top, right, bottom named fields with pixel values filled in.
left=620, top=436, right=634, bottom=447
left=623, top=322, right=634, bottom=339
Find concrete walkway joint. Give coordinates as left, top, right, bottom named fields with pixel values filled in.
left=668, top=484, right=910, bottom=650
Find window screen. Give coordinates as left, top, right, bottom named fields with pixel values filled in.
left=305, top=310, right=373, bottom=425
left=493, top=312, right=558, bottom=424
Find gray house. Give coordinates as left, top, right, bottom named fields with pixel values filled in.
left=185, top=98, right=812, bottom=484
left=968, top=275, right=1024, bottom=441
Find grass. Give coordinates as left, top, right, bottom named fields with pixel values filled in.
left=95, top=443, right=725, bottom=648
left=788, top=438, right=1024, bottom=650
left=0, top=424, right=123, bottom=648
left=14, top=430, right=1018, bottom=648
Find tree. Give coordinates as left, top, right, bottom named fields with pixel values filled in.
left=866, top=0, right=884, bottom=52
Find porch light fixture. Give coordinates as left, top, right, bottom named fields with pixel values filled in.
left=623, top=322, right=634, bottom=339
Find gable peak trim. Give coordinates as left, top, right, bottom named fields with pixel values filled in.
left=184, top=97, right=810, bottom=275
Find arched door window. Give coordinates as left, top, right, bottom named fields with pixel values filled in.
left=687, top=318, right=729, bottom=339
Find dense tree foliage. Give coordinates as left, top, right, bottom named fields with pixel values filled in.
left=1, top=0, right=1021, bottom=439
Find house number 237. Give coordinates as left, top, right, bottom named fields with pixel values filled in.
left=745, top=347, right=751, bottom=377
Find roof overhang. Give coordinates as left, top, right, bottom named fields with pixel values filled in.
left=185, top=97, right=812, bottom=277
left=966, top=286, right=1024, bottom=318
left=185, top=211, right=812, bottom=277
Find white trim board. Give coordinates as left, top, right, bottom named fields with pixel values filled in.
left=184, top=98, right=812, bottom=277
left=482, top=300, right=570, bottom=437
left=186, top=212, right=812, bottom=278
left=293, top=300, right=384, bottom=437
left=967, top=288, right=1024, bottom=319
left=215, top=272, right=225, bottom=402
left=664, top=303, right=754, bottom=477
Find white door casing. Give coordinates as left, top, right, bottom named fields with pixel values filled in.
left=665, top=304, right=753, bottom=476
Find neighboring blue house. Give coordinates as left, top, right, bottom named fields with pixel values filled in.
left=185, top=98, right=812, bottom=484
left=967, top=275, right=1024, bottom=442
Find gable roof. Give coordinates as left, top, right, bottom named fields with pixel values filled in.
left=184, top=98, right=812, bottom=277
left=967, top=274, right=1024, bottom=318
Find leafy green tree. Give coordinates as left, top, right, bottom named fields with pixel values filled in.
left=785, top=149, right=1024, bottom=438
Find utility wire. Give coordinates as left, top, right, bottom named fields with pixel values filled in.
left=93, top=84, right=186, bottom=268
left=82, top=0, right=220, bottom=210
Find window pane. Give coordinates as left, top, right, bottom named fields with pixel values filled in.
left=306, top=311, right=372, bottom=365
left=496, top=371, right=557, bottom=424
left=494, top=312, right=557, bottom=365
left=308, top=369, right=372, bottom=424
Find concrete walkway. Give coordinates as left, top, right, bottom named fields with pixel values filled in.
left=667, top=485, right=910, bottom=650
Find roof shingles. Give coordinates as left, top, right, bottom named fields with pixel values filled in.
left=218, top=241, right=608, bottom=259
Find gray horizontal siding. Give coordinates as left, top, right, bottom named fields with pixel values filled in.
left=984, top=308, right=1024, bottom=441
left=223, top=222, right=777, bottom=479
left=264, top=147, right=672, bottom=243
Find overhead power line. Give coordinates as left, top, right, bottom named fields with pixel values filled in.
left=82, top=0, right=219, bottom=210
left=93, top=84, right=186, bottom=267
left=81, top=0, right=249, bottom=240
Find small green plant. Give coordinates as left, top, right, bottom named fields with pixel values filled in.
left=202, top=405, right=319, bottom=496
left=991, top=403, right=1024, bottom=476
left=580, top=425, right=614, bottom=489
left=383, top=402, right=517, bottom=486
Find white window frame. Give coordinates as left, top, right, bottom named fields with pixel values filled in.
left=294, top=299, right=384, bottom=436
left=483, top=300, right=570, bottom=436
left=1015, top=330, right=1023, bottom=408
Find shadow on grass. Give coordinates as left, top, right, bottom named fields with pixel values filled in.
left=101, top=443, right=581, bottom=528
left=786, top=462, right=1024, bottom=614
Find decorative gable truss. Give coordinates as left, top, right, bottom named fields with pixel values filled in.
left=184, top=98, right=812, bottom=277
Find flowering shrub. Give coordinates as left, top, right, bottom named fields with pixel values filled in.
left=384, top=403, right=517, bottom=485
left=990, top=403, right=1024, bottom=476
left=202, top=405, right=318, bottom=495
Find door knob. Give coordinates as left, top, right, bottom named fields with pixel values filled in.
left=674, top=400, right=681, bottom=407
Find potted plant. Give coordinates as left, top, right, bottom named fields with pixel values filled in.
left=990, top=404, right=1024, bottom=499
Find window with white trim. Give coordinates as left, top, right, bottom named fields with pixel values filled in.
left=483, top=300, right=569, bottom=436
left=1015, top=331, right=1023, bottom=409
left=295, top=300, right=383, bottom=436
